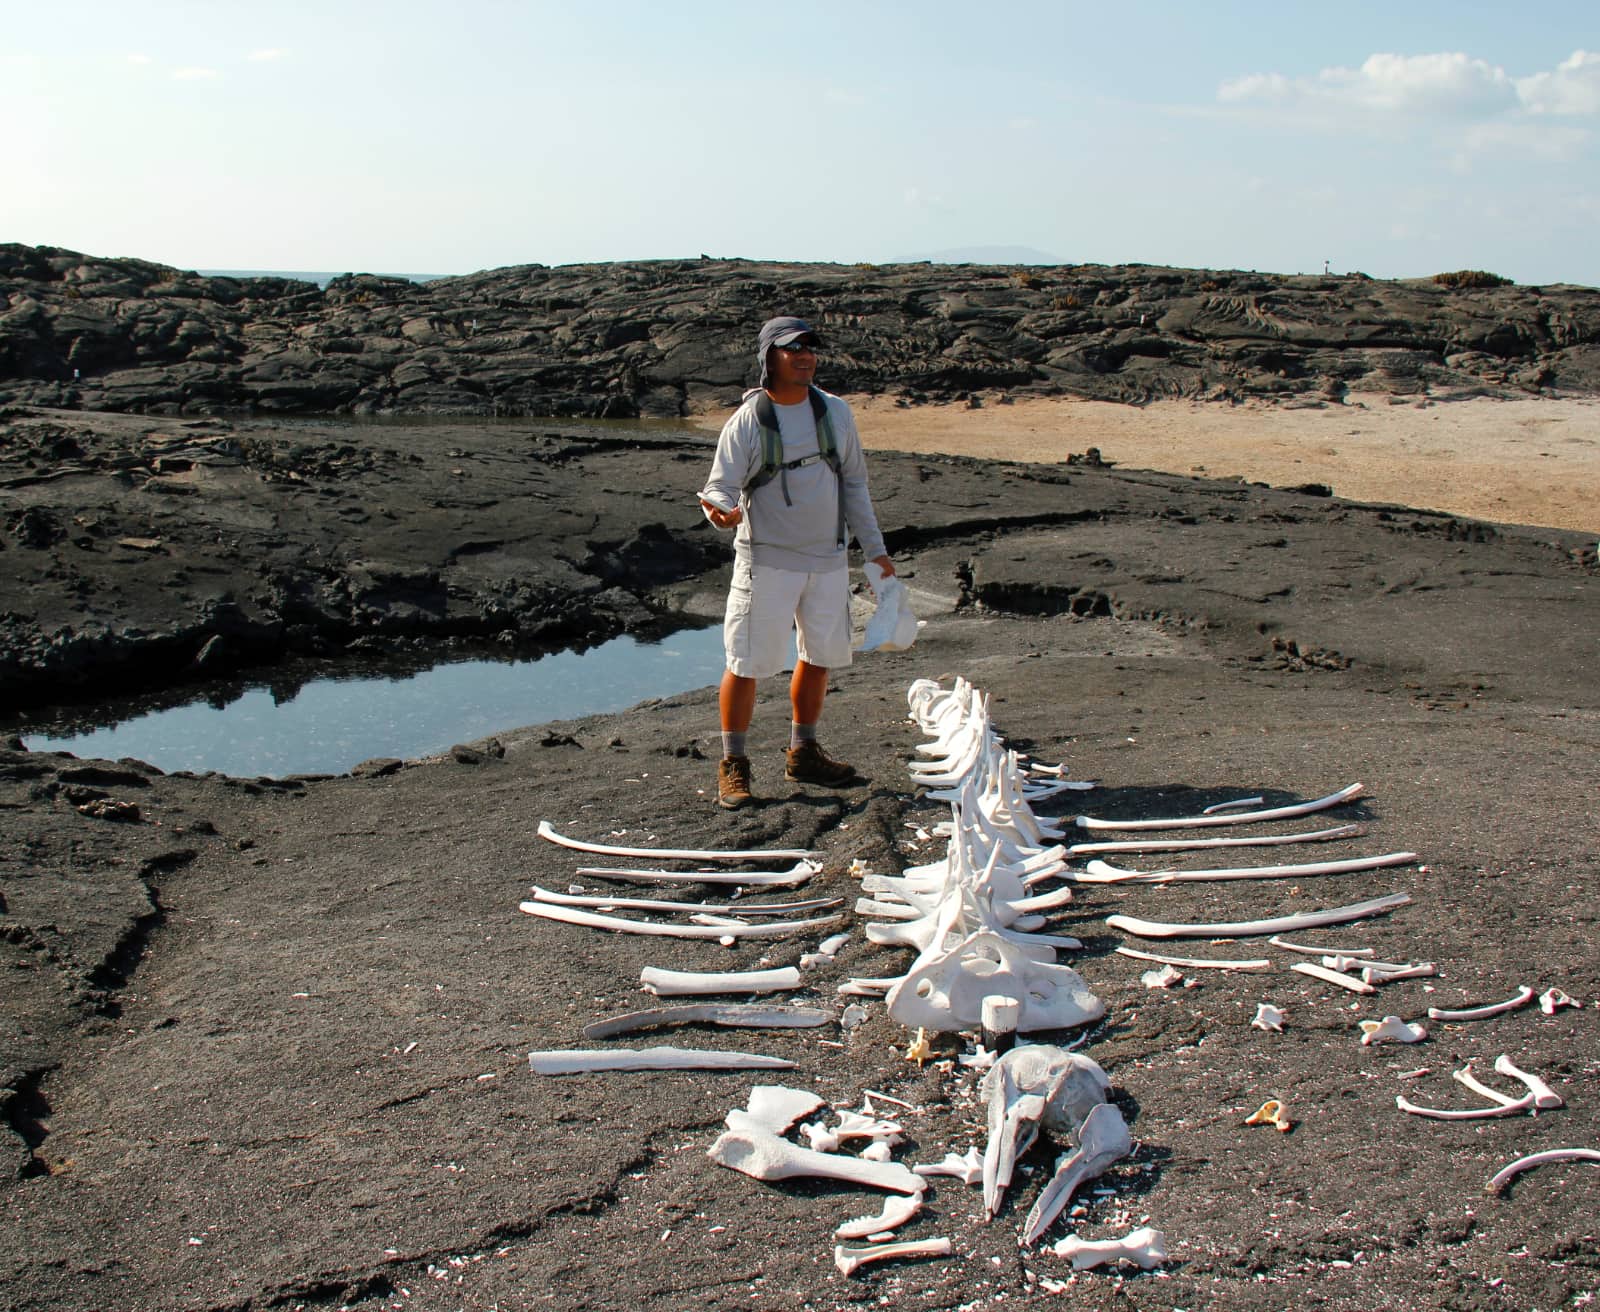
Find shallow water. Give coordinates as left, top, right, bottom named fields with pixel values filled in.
left=23, top=625, right=726, bottom=779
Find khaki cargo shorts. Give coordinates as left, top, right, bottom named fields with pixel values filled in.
left=723, top=559, right=852, bottom=679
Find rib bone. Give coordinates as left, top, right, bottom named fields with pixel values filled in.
left=1396, top=1091, right=1536, bottom=1119
left=1021, top=1102, right=1133, bottom=1247
left=582, top=1004, right=833, bottom=1039
left=1107, top=891, right=1410, bottom=940
left=1427, top=986, right=1535, bottom=1021
left=1084, top=851, right=1416, bottom=883
left=530, top=886, right=842, bottom=915
left=572, top=860, right=820, bottom=887
left=1487, top=1148, right=1600, bottom=1195
left=1074, top=783, right=1365, bottom=831
left=1053, top=1226, right=1169, bottom=1270
left=1067, top=823, right=1363, bottom=857
left=707, top=1126, right=925, bottom=1194
left=640, top=966, right=801, bottom=996
left=519, top=900, right=840, bottom=939
left=1115, top=946, right=1272, bottom=971
left=1292, top=961, right=1377, bottom=995
left=538, top=820, right=810, bottom=861
left=529, top=1047, right=795, bottom=1075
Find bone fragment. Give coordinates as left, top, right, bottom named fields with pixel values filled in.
left=1539, top=987, right=1581, bottom=1015
left=1074, top=783, right=1365, bottom=832
left=1493, top=1054, right=1564, bottom=1109
left=982, top=996, right=1021, bottom=1054
left=707, top=1126, right=925, bottom=1194
left=1427, top=986, right=1535, bottom=1021
left=530, top=886, right=843, bottom=916
left=582, top=1004, right=833, bottom=1039
left=1244, top=1099, right=1293, bottom=1131
left=1204, top=796, right=1265, bottom=813
left=834, top=1192, right=924, bottom=1240
left=640, top=966, right=801, bottom=997
left=839, top=1004, right=868, bottom=1030
left=834, top=1237, right=952, bottom=1276
left=818, top=932, right=850, bottom=956
left=1252, top=1004, right=1286, bottom=1032
left=861, top=1141, right=894, bottom=1162
left=1268, top=936, right=1372, bottom=956
left=733, top=1085, right=826, bottom=1135
left=802, top=1121, right=841, bottom=1153
left=519, top=900, right=840, bottom=939
left=1107, top=892, right=1410, bottom=940
left=1085, top=851, right=1416, bottom=883
left=1361, top=962, right=1437, bottom=984
left=1115, top=946, right=1272, bottom=971
left=1067, top=823, right=1363, bottom=857
left=915, top=1147, right=985, bottom=1185
left=1021, top=1102, right=1133, bottom=1246
left=529, top=1047, right=795, bottom=1075
left=1141, top=965, right=1184, bottom=989
left=572, top=860, right=821, bottom=887
left=1487, top=1148, right=1600, bottom=1195
left=1452, top=1062, right=1524, bottom=1108
left=1052, top=1226, right=1169, bottom=1270
left=1291, top=961, right=1377, bottom=995
left=830, top=1110, right=905, bottom=1143
left=538, top=820, right=810, bottom=862
left=1396, top=1091, right=1537, bottom=1120
left=1358, top=1015, right=1427, bottom=1045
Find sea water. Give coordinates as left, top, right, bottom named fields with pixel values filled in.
left=23, top=625, right=727, bottom=779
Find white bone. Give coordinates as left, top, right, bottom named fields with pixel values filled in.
left=834, top=1192, right=923, bottom=1240
left=1396, top=1091, right=1536, bottom=1119
left=1539, top=987, right=1581, bottom=1015
left=1493, top=1054, right=1564, bottom=1109
left=818, top=931, right=850, bottom=955
left=1067, top=823, right=1363, bottom=857
left=861, top=1141, right=895, bottom=1162
left=1022, top=1102, right=1133, bottom=1246
left=1114, top=946, right=1272, bottom=971
left=1325, top=955, right=1414, bottom=974
left=518, top=900, right=841, bottom=939
left=1427, top=986, right=1535, bottom=1021
left=1268, top=936, right=1372, bottom=956
left=914, top=1147, right=985, bottom=1185
left=529, top=886, right=842, bottom=916
left=1252, top=1004, right=1286, bottom=1031
left=981, top=1046, right=1111, bottom=1220
left=1452, top=1062, right=1524, bottom=1108
left=839, top=1004, right=869, bottom=1030
left=1052, top=1225, right=1169, bottom=1270
left=833, top=1237, right=952, bottom=1276
left=1487, top=1148, right=1600, bottom=1195
left=572, top=860, right=821, bottom=887
left=538, top=820, right=810, bottom=861
left=1075, top=783, right=1365, bottom=831
left=1291, top=962, right=1377, bottom=995
left=1107, top=891, right=1409, bottom=940
left=707, top=1126, right=925, bottom=1194
left=734, top=1085, right=825, bottom=1135
left=1204, top=796, right=1265, bottom=813
left=640, top=966, right=800, bottom=997
left=1085, top=851, right=1416, bottom=883
left=839, top=978, right=896, bottom=997
left=582, top=1004, right=832, bottom=1039
left=1359, top=1015, right=1427, bottom=1045
left=529, top=1047, right=795, bottom=1075
left=1361, top=963, right=1437, bottom=984
left=802, top=1121, right=841, bottom=1153
left=830, top=1110, right=905, bottom=1142
left=1141, top=966, right=1183, bottom=989
left=690, top=913, right=752, bottom=927
left=886, top=929, right=1104, bottom=1034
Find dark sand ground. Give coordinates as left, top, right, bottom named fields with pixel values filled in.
left=2, top=406, right=1597, bottom=1311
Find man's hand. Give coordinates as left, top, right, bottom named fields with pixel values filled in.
left=871, top=555, right=896, bottom=577
left=700, top=499, right=743, bottom=530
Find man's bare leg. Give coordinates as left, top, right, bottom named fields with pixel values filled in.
left=786, top=660, right=858, bottom=785
left=716, top=670, right=758, bottom=809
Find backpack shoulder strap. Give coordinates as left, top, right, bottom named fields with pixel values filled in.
left=808, top=387, right=840, bottom=469
left=745, top=391, right=783, bottom=491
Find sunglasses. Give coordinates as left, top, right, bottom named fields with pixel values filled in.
left=774, top=340, right=818, bottom=353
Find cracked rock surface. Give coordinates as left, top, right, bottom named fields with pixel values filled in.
left=1, top=406, right=1597, bottom=1310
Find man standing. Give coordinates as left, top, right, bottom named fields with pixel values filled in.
left=699, top=316, right=895, bottom=810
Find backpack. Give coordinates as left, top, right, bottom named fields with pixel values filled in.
left=742, top=386, right=847, bottom=549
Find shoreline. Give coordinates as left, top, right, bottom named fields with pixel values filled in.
left=691, top=394, right=1600, bottom=534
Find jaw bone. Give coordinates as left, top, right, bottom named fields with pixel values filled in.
left=1021, top=1101, right=1134, bottom=1247
left=980, top=1046, right=1113, bottom=1221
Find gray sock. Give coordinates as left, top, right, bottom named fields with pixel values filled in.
left=790, top=722, right=817, bottom=749
left=722, top=731, right=747, bottom=759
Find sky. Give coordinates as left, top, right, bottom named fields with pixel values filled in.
left=6, top=1, right=1599, bottom=286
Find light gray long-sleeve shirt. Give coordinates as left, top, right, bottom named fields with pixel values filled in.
left=699, top=388, right=887, bottom=573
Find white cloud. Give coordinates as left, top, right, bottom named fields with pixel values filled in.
left=172, top=67, right=220, bottom=81
left=823, top=86, right=864, bottom=107
left=248, top=48, right=290, bottom=62
left=1220, top=52, right=1517, bottom=118
left=127, top=53, right=153, bottom=65
left=1517, top=49, right=1600, bottom=115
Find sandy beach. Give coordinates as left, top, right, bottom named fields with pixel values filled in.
left=695, top=396, right=1600, bottom=536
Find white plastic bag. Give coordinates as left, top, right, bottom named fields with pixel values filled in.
left=856, top=560, right=921, bottom=653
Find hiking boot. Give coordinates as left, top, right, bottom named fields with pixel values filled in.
left=717, top=755, right=754, bottom=810
left=785, top=739, right=859, bottom=787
